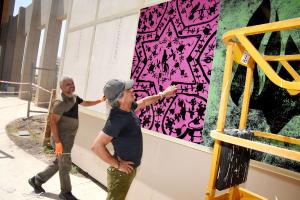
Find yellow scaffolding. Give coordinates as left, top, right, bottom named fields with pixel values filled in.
left=205, top=18, right=300, bottom=200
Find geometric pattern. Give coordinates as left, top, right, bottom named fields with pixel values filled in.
left=131, top=0, right=220, bottom=143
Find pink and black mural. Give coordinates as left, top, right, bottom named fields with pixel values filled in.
left=131, top=0, right=220, bottom=143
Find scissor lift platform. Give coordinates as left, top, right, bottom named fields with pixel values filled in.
left=205, top=18, right=300, bottom=200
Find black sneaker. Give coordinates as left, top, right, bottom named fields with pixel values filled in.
left=58, top=192, right=79, bottom=200
left=28, top=176, right=45, bottom=194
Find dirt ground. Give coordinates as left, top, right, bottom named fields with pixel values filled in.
left=5, top=114, right=82, bottom=176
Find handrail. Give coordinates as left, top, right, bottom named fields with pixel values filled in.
left=237, top=34, right=300, bottom=91
left=221, top=17, right=300, bottom=92
left=264, top=55, right=300, bottom=61
left=222, top=18, right=300, bottom=44
left=254, top=131, right=300, bottom=146
left=210, top=130, right=300, bottom=162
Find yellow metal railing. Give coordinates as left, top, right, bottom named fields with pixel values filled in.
left=205, top=18, right=300, bottom=200
left=223, top=17, right=300, bottom=92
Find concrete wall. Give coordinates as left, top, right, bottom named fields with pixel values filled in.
left=1, top=0, right=15, bottom=25
left=57, top=0, right=72, bottom=20
left=97, top=0, right=143, bottom=19
left=0, top=0, right=15, bottom=81
left=69, top=0, right=98, bottom=29
left=10, top=7, right=26, bottom=84
left=0, top=21, right=8, bottom=79
left=0, top=0, right=298, bottom=199
left=72, top=109, right=300, bottom=200
left=8, top=0, right=71, bottom=102
left=56, top=0, right=300, bottom=199
left=62, top=26, right=94, bottom=96
left=40, top=0, right=52, bottom=28
left=24, top=4, right=32, bottom=35
left=18, top=0, right=42, bottom=99
left=1, top=15, right=17, bottom=81
left=0, top=0, right=71, bottom=100
left=60, top=0, right=141, bottom=109
left=35, top=0, right=63, bottom=104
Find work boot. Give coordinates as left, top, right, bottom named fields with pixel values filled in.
left=58, top=192, right=79, bottom=200
left=28, top=176, right=45, bottom=194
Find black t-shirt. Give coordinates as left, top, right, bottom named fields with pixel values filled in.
left=62, top=96, right=83, bottom=119
left=103, top=102, right=143, bottom=167
left=51, top=95, right=83, bottom=119
left=51, top=95, right=83, bottom=135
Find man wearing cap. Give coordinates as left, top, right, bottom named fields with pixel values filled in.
left=91, top=79, right=177, bottom=200
left=28, top=76, right=106, bottom=200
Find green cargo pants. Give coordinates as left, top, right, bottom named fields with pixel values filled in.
left=106, top=166, right=137, bottom=200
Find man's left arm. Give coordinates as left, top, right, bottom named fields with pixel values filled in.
left=80, top=96, right=106, bottom=107
left=136, top=85, right=177, bottom=111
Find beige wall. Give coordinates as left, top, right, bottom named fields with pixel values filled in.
left=58, top=0, right=300, bottom=199
left=72, top=109, right=300, bottom=200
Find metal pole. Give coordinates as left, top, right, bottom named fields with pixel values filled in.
left=27, top=63, right=34, bottom=118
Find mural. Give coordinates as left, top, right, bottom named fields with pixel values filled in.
left=204, top=0, right=300, bottom=173
left=131, top=0, right=220, bottom=143
left=131, top=0, right=299, bottom=172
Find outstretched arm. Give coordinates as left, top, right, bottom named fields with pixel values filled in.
left=80, top=96, right=106, bottom=107
left=136, top=85, right=177, bottom=111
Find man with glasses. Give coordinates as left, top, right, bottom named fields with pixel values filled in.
left=91, top=79, right=177, bottom=200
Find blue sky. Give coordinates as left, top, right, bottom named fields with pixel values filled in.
left=13, top=0, right=32, bottom=16
left=13, top=0, right=66, bottom=65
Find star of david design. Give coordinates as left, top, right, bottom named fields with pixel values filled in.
left=131, top=0, right=220, bottom=144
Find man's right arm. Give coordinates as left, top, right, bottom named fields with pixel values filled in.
left=50, top=114, right=61, bottom=143
left=91, top=131, right=134, bottom=174
left=136, top=85, right=177, bottom=111
left=50, top=113, right=62, bottom=155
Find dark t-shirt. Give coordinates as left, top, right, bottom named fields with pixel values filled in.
left=51, top=95, right=83, bottom=119
left=62, top=96, right=83, bottom=119
left=51, top=94, right=83, bottom=132
left=50, top=94, right=83, bottom=151
left=103, top=102, right=143, bottom=167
